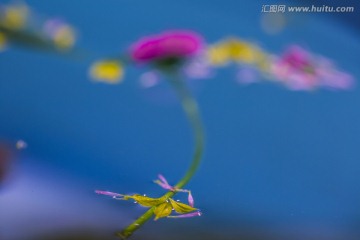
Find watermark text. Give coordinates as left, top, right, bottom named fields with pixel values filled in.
left=261, top=5, right=354, bottom=13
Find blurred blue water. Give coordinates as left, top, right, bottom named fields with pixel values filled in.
left=1, top=0, right=360, bottom=239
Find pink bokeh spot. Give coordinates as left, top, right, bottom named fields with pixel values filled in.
left=130, top=31, right=203, bottom=63
left=271, top=45, right=354, bottom=91
left=280, top=45, right=312, bottom=71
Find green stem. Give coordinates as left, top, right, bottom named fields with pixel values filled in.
left=117, top=73, right=205, bottom=239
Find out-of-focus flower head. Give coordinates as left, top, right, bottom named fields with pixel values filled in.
left=89, top=30, right=203, bottom=84
left=89, top=59, right=124, bottom=84
left=207, top=38, right=269, bottom=70
left=316, top=58, right=354, bottom=90
left=130, top=30, right=203, bottom=70
left=207, top=38, right=271, bottom=86
left=43, top=18, right=76, bottom=50
left=0, top=3, right=29, bottom=51
left=271, top=45, right=354, bottom=90
left=0, top=3, right=29, bottom=30
left=0, top=3, right=76, bottom=53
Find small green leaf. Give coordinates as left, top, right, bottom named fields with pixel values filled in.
left=124, top=194, right=167, bottom=207
left=169, top=198, right=197, bottom=214
left=154, top=202, right=173, bottom=220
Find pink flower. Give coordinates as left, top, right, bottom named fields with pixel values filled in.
left=130, top=30, right=203, bottom=63
left=271, top=45, right=316, bottom=90
left=280, top=45, right=313, bottom=71
left=316, top=58, right=354, bottom=90
left=271, top=45, right=354, bottom=91
left=96, top=174, right=201, bottom=220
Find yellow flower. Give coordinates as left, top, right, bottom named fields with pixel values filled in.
left=154, top=202, right=173, bottom=220
left=226, top=38, right=257, bottom=64
left=1, top=5, right=29, bottom=29
left=207, top=43, right=231, bottom=66
left=0, top=32, right=6, bottom=51
left=207, top=38, right=258, bottom=66
left=96, top=190, right=199, bottom=220
left=53, top=25, right=76, bottom=50
left=96, top=175, right=201, bottom=221
left=89, top=60, right=124, bottom=84
left=207, top=38, right=271, bottom=73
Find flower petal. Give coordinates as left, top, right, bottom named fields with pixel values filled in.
left=207, top=44, right=230, bottom=66
left=187, top=191, right=194, bottom=207
left=168, top=211, right=202, bottom=218
left=158, top=174, right=169, bottom=185
left=154, top=180, right=174, bottom=190
left=169, top=198, right=197, bottom=214
left=154, top=202, right=173, bottom=220
left=95, top=190, right=124, bottom=198
left=127, top=194, right=167, bottom=207
left=154, top=174, right=174, bottom=190
left=130, top=30, right=203, bottom=63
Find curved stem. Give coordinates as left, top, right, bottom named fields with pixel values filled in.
left=169, top=73, right=205, bottom=189
left=117, top=73, right=205, bottom=239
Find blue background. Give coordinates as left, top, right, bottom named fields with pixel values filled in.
left=1, top=0, right=360, bottom=239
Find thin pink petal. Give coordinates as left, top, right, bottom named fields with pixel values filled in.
left=155, top=180, right=174, bottom=190
left=158, top=174, right=169, bottom=185
left=155, top=174, right=175, bottom=190
left=95, top=190, right=123, bottom=198
left=168, top=211, right=202, bottom=218
left=187, top=191, right=194, bottom=207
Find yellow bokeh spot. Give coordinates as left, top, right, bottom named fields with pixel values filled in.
left=0, top=32, right=6, bottom=51
left=53, top=26, right=76, bottom=50
left=207, top=44, right=231, bottom=66
left=90, top=60, right=124, bottom=84
left=207, top=38, right=271, bottom=73
left=226, top=39, right=257, bottom=64
left=254, top=50, right=271, bottom=72
left=2, top=5, right=28, bottom=29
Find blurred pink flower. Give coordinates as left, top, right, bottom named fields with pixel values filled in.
left=280, top=45, right=313, bottom=71
left=272, top=45, right=354, bottom=91
left=130, top=30, right=203, bottom=63
left=316, top=58, right=354, bottom=90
